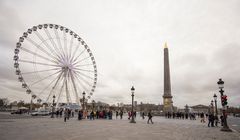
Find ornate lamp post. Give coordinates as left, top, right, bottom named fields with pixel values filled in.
left=217, top=78, right=232, bottom=132
left=211, top=100, right=214, bottom=114
left=213, top=94, right=218, bottom=116
left=92, top=100, right=95, bottom=111
left=130, top=86, right=136, bottom=123
left=30, top=95, right=33, bottom=114
left=51, top=95, right=56, bottom=118
left=82, top=91, right=86, bottom=111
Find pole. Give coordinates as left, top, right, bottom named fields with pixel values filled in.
left=51, top=96, right=55, bottom=118
left=214, top=99, right=218, bottom=116
left=130, top=93, right=136, bottom=123
left=219, top=88, right=232, bottom=132
left=30, top=96, right=33, bottom=114
left=83, top=96, right=85, bottom=111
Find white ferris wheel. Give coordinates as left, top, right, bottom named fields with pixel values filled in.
left=13, top=24, right=97, bottom=106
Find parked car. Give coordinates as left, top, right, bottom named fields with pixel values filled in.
left=235, top=114, right=240, bottom=117
left=31, top=110, right=50, bottom=116
left=11, top=110, right=22, bottom=114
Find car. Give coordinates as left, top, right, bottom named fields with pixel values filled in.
left=235, top=114, right=240, bottom=117
left=11, top=110, right=22, bottom=114
left=31, top=110, right=50, bottom=116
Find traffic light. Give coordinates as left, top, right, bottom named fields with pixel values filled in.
left=221, top=95, right=228, bottom=106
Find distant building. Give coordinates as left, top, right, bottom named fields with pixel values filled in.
left=134, top=101, right=137, bottom=107
left=190, top=104, right=209, bottom=114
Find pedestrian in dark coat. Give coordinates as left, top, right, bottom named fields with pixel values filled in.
left=147, top=110, right=153, bottom=124
left=64, top=109, right=68, bottom=122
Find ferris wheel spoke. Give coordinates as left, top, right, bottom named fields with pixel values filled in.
left=69, top=71, right=80, bottom=105
left=72, top=56, right=91, bottom=66
left=18, top=59, right=61, bottom=67
left=54, top=29, right=66, bottom=58
left=20, top=47, right=58, bottom=64
left=63, top=31, right=69, bottom=61
left=44, top=29, right=64, bottom=60
left=71, top=48, right=86, bottom=64
left=30, top=69, right=62, bottom=86
left=34, top=31, right=61, bottom=61
left=72, top=69, right=94, bottom=80
left=72, top=71, right=89, bottom=92
left=68, top=35, right=74, bottom=62
left=72, top=67, right=95, bottom=73
left=70, top=42, right=80, bottom=63
left=21, top=68, right=60, bottom=75
left=56, top=77, right=67, bottom=105
left=26, top=37, right=59, bottom=62
left=45, top=71, right=64, bottom=103
left=35, top=73, right=60, bottom=99
left=74, top=63, right=93, bottom=68
left=73, top=70, right=93, bottom=88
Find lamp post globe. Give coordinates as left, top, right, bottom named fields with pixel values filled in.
left=130, top=86, right=136, bottom=123
left=213, top=94, right=217, bottom=100
left=217, top=78, right=224, bottom=89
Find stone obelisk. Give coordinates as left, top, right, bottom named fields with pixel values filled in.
left=163, top=42, right=173, bottom=113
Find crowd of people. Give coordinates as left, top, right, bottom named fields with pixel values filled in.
left=164, top=112, right=196, bottom=120
left=54, top=108, right=155, bottom=124
left=54, top=108, right=118, bottom=122
left=164, top=111, right=224, bottom=127
left=53, top=108, right=225, bottom=128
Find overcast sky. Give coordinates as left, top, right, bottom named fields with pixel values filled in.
left=0, top=0, right=239, bottom=108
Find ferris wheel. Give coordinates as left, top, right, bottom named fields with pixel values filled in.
left=13, top=24, right=97, bottom=106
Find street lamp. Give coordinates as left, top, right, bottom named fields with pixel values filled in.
left=217, top=78, right=232, bottom=132
left=211, top=100, right=214, bottom=114
left=92, top=100, right=95, bottom=111
left=51, top=95, right=56, bottom=118
left=30, top=95, right=33, bottom=114
left=130, top=86, right=136, bottom=123
left=213, top=94, right=218, bottom=117
left=82, top=91, right=86, bottom=111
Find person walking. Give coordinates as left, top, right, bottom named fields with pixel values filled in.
left=128, top=111, right=131, bottom=120
left=215, top=115, right=219, bottom=127
left=78, top=110, right=82, bottom=120
left=116, top=111, right=119, bottom=119
left=64, top=108, right=68, bottom=122
left=142, top=112, right=145, bottom=119
left=208, top=114, right=214, bottom=127
left=147, top=110, right=153, bottom=124
left=120, top=110, right=123, bottom=119
left=200, top=112, right=205, bottom=123
left=90, top=110, right=95, bottom=120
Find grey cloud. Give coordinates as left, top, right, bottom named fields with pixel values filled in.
left=0, top=1, right=24, bottom=47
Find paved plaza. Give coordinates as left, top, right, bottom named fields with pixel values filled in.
left=0, top=113, right=239, bottom=140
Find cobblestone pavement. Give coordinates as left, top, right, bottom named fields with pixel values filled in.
left=0, top=113, right=239, bottom=140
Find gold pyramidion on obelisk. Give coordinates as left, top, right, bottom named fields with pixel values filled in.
left=164, top=42, right=168, bottom=48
